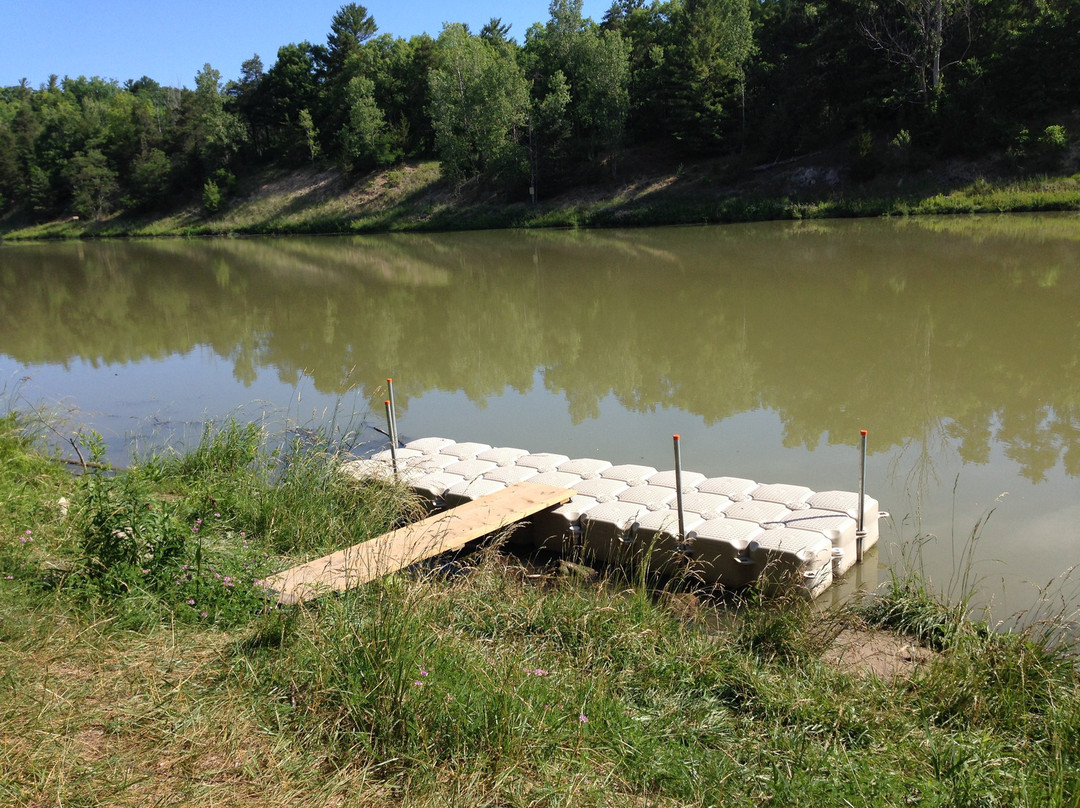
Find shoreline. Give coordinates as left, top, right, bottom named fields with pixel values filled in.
left=3, top=409, right=1079, bottom=805
left=3, top=156, right=1079, bottom=242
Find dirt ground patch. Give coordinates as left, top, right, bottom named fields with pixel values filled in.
left=823, top=627, right=937, bottom=680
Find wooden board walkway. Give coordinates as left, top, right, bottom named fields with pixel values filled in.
left=259, top=482, right=575, bottom=605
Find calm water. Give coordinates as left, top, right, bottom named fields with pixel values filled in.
left=3, top=215, right=1080, bottom=615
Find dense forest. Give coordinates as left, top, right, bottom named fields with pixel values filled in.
left=0, top=0, right=1077, bottom=222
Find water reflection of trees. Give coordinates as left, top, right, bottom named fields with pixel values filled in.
left=3, top=216, right=1080, bottom=481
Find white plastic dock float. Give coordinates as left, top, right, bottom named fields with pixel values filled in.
left=345, top=437, right=882, bottom=598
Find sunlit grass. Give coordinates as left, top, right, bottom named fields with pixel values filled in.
left=3, top=160, right=1079, bottom=241
left=2, top=408, right=1079, bottom=806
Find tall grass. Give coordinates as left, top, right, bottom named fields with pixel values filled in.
left=0, top=409, right=418, bottom=629
left=3, top=409, right=1080, bottom=806
left=235, top=551, right=1080, bottom=805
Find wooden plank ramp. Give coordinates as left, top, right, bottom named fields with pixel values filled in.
left=260, top=482, right=575, bottom=606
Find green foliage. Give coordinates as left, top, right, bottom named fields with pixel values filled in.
left=68, top=461, right=275, bottom=627
left=524, top=0, right=632, bottom=182
left=233, top=550, right=1080, bottom=805
left=75, top=465, right=185, bottom=583
left=0, top=412, right=67, bottom=585
left=339, top=75, right=399, bottom=170
left=190, top=63, right=248, bottom=175
left=202, top=179, right=222, bottom=213
left=0, top=0, right=1078, bottom=219
left=298, top=108, right=320, bottom=161
left=263, top=44, right=322, bottom=162
left=3, top=406, right=1080, bottom=804
left=429, top=23, right=530, bottom=187
left=170, top=420, right=263, bottom=479
left=210, top=167, right=237, bottom=194
left=578, top=28, right=631, bottom=169
left=857, top=0, right=974, bottom=107
left=27, top=163, right=55, bottom=219
left=668, top=0, right=753, bottom=149
left=250, top=437, right=413, bottom=556
left=128, top=148, right=172, bottom=210
left=326, top=3, right=379, bottom=70
left=1040, top=124, right=1069, bottom=152
left=149, top=418, right=413, bottom=558
left=245, top=566, right=730, bottom=774
left=530, top=69, right=573, bottom=198
left=0, top=413, right=414, bottom=628
left=1032, top=124, right=1071, bottom=169
left=65, top=149, right=119, bottom=219
left=859, top=581, right=965, bottom=650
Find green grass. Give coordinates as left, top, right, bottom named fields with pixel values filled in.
left=2, top=408, right=1079, bottom=807
left=3, top=161, right=1079, bottom=241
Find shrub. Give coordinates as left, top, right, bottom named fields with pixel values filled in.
left=77, top=468, right=185, bottom=580
left=1040, top=124, right=1069, bottom=152
left=202, top=180, right=222, bottom=214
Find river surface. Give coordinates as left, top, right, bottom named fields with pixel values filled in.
left=3, top=215, right=1080, bottom=617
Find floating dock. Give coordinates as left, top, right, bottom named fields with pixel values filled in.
left=338, top=437, right=881, bottom=599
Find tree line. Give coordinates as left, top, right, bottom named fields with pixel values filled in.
left=0, top=0, right=1076, bottom=221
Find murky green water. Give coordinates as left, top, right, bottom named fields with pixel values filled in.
left=3, top=215, right=1080, bottom=614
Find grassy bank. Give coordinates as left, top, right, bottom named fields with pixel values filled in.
left=3, top=153, right=1080, bottom=241
left=2, top=409, right=1079, bottom=806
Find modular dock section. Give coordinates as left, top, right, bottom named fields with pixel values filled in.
left=338, top=437, right=881, bottom=600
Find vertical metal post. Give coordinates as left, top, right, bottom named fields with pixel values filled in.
left=673, top=434, right=686, bottom=542
left=857, top=429, right=867, bottom=564
left=384, top=400, right=398, bottom=477
left=386, top=377, right=399, bottom=449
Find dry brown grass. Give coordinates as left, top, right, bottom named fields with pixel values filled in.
left=0, top=614, right=391, bottom=807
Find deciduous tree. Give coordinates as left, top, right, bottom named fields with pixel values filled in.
left=66, top=148, right=118, bottom=219
left=340, top=75, right=398, bottom=169
left=858, top=0, right=973, bottom=107
left=189, top=63, right=247, bottom=174
left=428, top=23, right=530, bottom=186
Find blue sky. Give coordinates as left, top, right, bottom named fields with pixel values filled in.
left=2, top=0, right=608, bottom=89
